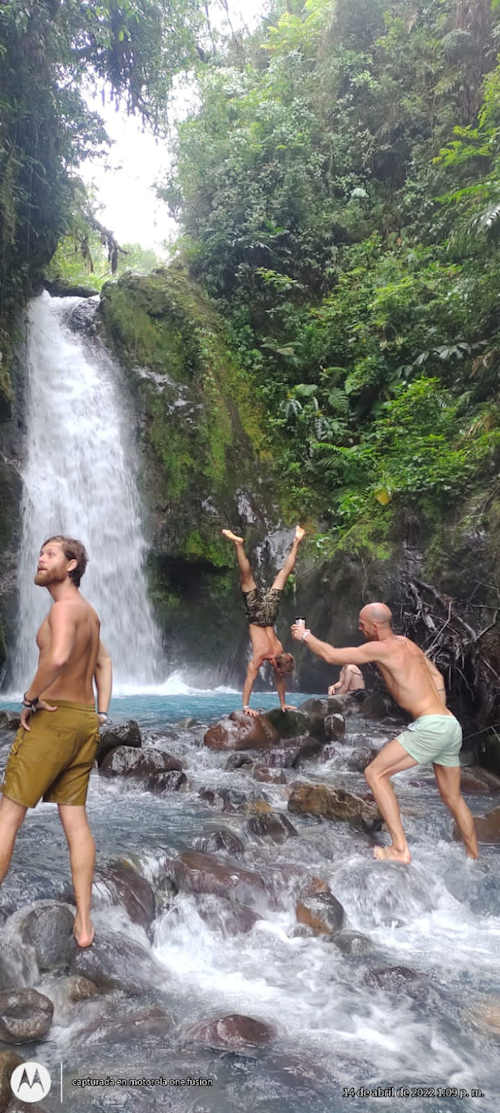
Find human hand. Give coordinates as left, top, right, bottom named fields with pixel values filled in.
left=328, top=684, right=338, bottom=696
left=281, top=704, right=296, bottom=712
left=295, top=525, right=306, bottom=542
left=291, top=623, right=311, bottom=642
left=242, top=706, right=260, bottom=718
left=20, top=698, right=56, bottom=731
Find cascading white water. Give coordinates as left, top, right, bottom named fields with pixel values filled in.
left=11, top=291, right=163, bottom=689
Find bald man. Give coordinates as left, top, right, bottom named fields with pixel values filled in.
left=291, top=604, right=478, bottom=863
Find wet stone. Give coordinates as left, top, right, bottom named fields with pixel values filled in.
left=193, top=828, right=246, bottom=856
left=204, top=713, right=280, bottom=752
left=0, top=711, right=20, bottom=732
left=288, top=781, right=380, bottom=826
left=0, top=989, right=53, bottom=1044
left=100, top=746, right=183, bottom=778
left=16, top=901, right=74, bottom=971
left=363, top=965, right=429, bottom=999
left=145, top=769, right=187, bottom=793
left=253, top=765, right=287, bottom=784
left=331, top=931, right=374, bottom=956
left=246, top=812, right=298, bottom=843
left=323, top=713, right=345, bottom=741
left=454, top=805, right=500, bottom=844
left=97, top=861, right=156, bottom=933
left=174, top=851, right=266, bottom=907
left=96, top=720, right=142, bottom=766
left=225, top=753, right=254, bottom=771
left=296, top=890, right=345, bottom=936
left=195, top=895, right=259, bottom=936
left=0, top=939, right=37, bottom=992
left=186, top=1013, right=276, bottom=1052
left=70, top=929, right=165, bottom=996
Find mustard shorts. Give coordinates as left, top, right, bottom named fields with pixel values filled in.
left=1, top=700, right=99, bottom=808
left=397, top=713, right=462, bottom=767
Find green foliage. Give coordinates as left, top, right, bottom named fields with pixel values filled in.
left=158, top=0, right=500, bottom=556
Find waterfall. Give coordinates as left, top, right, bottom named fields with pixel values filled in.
left=10, top=291, right=163, bottom=690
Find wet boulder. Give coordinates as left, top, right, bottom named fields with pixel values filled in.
left=193, top=828, right=245, bottom=857
left=454, top=805, right=500, bottom=845
left=173, top=851, right=266, bottom=907
left=288, top=781, right=380, bottom=827
left=70, top=929, right=165, bottom=996
left=0, top=1050, right=23, bottom=1111
left=246, top=812, right=298, bottom=843
left=345, top=746, right=379, bottom=772
left=186, top=1013, right=276, bottom=1052
left=84, top=1005, right=172, bottom=1046
left=194, top=895, right=259, bottom=936
left=16, top=901, right=74, bottom=971
left=331, top=931, right=374, bottom=956
left=363, top=965, right=429, bottom=1000
left=198, top=786, right=270, bottom=813
left=296, top=888, right=345, bottom=936
left=96, top=861, right=156, bottom=933
left=65, top=976, right=100, bottom=1002
left=225, top=753, right=254, bottom=771
left=100, top=746, right=183, bottom=779
left=253, top=765, right=287, bottom=784
left=264, top=708, right=312, bottom=739
left=96, top=720, right=142, bottom=766
left=0, top=711, right=20, bottom=732
left=204, top=712, right=280, bottom=751
left=145, top=770, right=187, bottom=793
left=324, top=713, right=346, bottom=741
left=469, top=998, right=500, bottom=1038
left=459, top=768, right=500, bottom=794
left=0, top=989, right=53, bottom=1043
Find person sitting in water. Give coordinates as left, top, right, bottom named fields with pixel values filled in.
left=328, top=663, right=365, bottom=697
left=222, top=526, right=305, bottom=717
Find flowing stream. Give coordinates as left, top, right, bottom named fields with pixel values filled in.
left=11, top=292, right=162, bottom=689
left=0, top=690, right=499, bottom=1113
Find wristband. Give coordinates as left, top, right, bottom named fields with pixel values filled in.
left=301, top=629, right=311, bottom=642
left=22, top=692, right=39, bottom=712
left=98, top=711, right=109, bottom=719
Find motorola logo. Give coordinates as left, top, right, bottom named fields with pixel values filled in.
left=10, top=1061, right=52, bottom=1102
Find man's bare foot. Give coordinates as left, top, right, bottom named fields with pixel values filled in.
left=373, top=845, right=411, bottom=864
left=295, top=525, right=306, bottom=542
left=222, top=529, right=244, bottom=544
left=73, top=915, right=95, bottom=948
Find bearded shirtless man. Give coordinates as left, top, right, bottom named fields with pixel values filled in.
left=292, top=602, right=477, bottom=863
left=0, top=536, right=112, bottom=946
left=223, top=526, right=305, bottom=717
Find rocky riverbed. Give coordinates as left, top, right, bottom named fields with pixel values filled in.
left=1, top=695, right=500, bottom=1113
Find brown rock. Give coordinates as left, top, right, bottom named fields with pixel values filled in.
left=454, top=806, right=500, bottom=844
left=66, top=976, right=100, bottom=1002
left=0, top=989, right=53, bottom=1044
left=469, top=998, right=500, bottom=1037
left=195, top=896, right=259, bottom=935
left=288, top=781, right=380, bottom=826
left=296, top=890, right=344, bottom=936
left=253, top=766, right=287, bottom=784
left=174, top=851, right=266, bottom=906
left=193, top=828, right=245, bottom=856
left=246, top=813, right=297, bottom=843
left=204, top=713, right=280, bottom=751
left=186, top=1013, right=276, bottom=1051
left=96, top=720, right=142, bottom=766
left=100, top=746, right=183, bottom=778
left=97, top=861, right=155, bottom=932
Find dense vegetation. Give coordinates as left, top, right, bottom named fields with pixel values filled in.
left=1, top=0, right=499, bottom=548
left=160, top=0, right=500, bottom=553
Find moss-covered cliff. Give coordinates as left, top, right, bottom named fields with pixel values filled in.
left=98, top=264, right=299, bottom=680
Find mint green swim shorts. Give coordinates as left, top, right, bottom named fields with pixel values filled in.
left=397, top=714, right=462, bottom=767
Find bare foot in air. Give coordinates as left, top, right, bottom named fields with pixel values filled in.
left=373, top=845, right=411, bottom=864
left=73, top=915, right=95, bottom=948
left=222, top=529, right=244, bottom=544
left=295, top=525, right=306, bottom=542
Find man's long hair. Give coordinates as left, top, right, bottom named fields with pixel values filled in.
left=43, top=536, right=88, bottom=587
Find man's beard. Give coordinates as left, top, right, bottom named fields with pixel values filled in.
left=34, top=569, right=66, bottom=586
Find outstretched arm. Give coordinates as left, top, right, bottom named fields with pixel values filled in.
left=94, top=641, right=112, bottom=720
left=291, top=625, right=382, bottom=667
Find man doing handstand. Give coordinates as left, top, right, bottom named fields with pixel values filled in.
left=223, top=526, right=305, bottom=717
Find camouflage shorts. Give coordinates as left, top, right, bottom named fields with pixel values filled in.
left=242, top=587, right=282, bottom=627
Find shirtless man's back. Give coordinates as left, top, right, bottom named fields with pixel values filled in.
left=0, top=535, right=112, bottom=946
left=293, top=602, right=477, bottom=863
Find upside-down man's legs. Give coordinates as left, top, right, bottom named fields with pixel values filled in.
left=271, top=525, right=306, bottom=591
left=221, top=530, right=256, bottom=592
